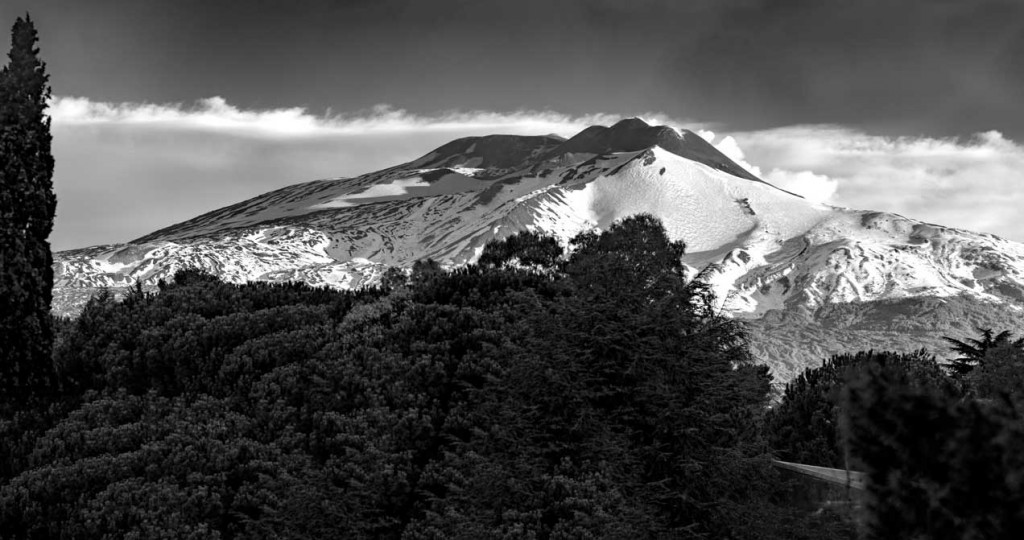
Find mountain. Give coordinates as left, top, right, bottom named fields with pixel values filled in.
left=53, top=118, right=1024, bottom=381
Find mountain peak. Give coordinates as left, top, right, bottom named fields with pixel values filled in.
left=52, top=119, right=1024, bottom=383
left=543, top=118, right=762, bottom=183
left=608, top=117, right=654, bottom=131
left=407, top=117, right=761, bottom=184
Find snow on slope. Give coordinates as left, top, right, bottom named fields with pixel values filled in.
left=56, top=227, right=388, bottom=290
left=54, top=127, right=819, bottom=311
left=707, top=209, right=1024, bottom=319
left=52, top=118, right=1024, bottom=379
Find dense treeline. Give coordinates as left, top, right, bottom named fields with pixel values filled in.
left=768, top=332, right=1024, bottom=538
left=0, top=216, right=853, bottom=539
left=845, top=354, right=1024, bottom=538
left=766, top=349, right=958, bottom=469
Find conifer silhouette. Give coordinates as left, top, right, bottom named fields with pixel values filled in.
left=0, top=15, right=56, bottom=407
left=942, top=327, right=1020, bottom=375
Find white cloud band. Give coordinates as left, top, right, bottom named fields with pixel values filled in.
left=50, top=96, right=682, bottom=138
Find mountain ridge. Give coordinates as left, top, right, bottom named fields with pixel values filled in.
left=53, top=118, right=1024, bottom=381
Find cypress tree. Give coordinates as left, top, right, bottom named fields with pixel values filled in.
left=0, top=14, right=56, bottom=407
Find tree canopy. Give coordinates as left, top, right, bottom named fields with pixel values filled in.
left=1, top=215, right=851, bottom=538
left=943, top=327, right=1021, bottom=376
left=767, top=349, right=957, bottom=468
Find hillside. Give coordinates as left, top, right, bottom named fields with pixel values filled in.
left=53, top=118, right=1024, bottom=380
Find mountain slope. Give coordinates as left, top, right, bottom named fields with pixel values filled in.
left=53, top=118, right=1024, bottom=381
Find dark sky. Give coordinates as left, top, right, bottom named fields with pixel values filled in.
left=3, top=0, right=1022, bottom=140
left=3, top=0, right=1024, bottom=250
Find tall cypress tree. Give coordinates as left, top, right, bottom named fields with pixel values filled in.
left=0, top=14, right=56, bottom=407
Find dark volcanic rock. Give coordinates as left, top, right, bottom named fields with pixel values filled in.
left=542, top=118, right=764, bottom=183
left=420, top=134, right=565, bottom=169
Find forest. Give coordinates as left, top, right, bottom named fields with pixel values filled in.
left=3, top=215, right=1024, bottom=538
left=4, top=14, right=1024, bottom=540
left=3, top=217, right=849, bottom=538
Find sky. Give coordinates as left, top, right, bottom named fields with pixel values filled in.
left=1, top=0, right=1022, bottom=250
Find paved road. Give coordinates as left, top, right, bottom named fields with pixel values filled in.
left=773, top=459, right=866, bottom=490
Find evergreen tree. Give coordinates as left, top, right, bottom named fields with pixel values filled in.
left=477, top=229, right=563, bottom=269
left=844, top=360, right=1024, bottom=539
left=0, top=14, right=56, bottom=408
left=767, top=349, right=957, bottom=468
left=1, top=222, right=852, bottom=538
left=967, top=342, right=1024, bottom=405
left=942, top=327, right=1019, bottom=376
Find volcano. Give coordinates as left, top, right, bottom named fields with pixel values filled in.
left=54, top=118, right=1024, bottom=380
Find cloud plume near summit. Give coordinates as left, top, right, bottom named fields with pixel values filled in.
left=49, top=96, right=1024, bottom=251
left=729, top=127, right=1024, bottom=238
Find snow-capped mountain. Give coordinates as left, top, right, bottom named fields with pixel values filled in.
left=53, top=118, right=1024, bottom=381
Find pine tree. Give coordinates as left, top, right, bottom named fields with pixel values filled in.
left=0, top=14, right=56, bottom=407
left=942, top=327, right=1019, bottom=376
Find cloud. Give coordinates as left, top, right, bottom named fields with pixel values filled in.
left=51, top=96, right=684, bottom=138
left=730, top=126, right=1024, bottom=237
left=762, top=170, right=838, bottom=204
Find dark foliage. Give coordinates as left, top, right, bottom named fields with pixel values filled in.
left=767, top=350, right=957, bottom=468
left=0, top=15, right=56, bottom=412
left=766, top=330, right=1024, bottom=538
left=477, top=230, right=563, bottom=269
left=0, top=216, right=849, bottom=538
left=969, top=343, right=1024, bottom=406
left=844, top=361, right=1024, bottom=539
left=943, top=327, right=1022, bottom=376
